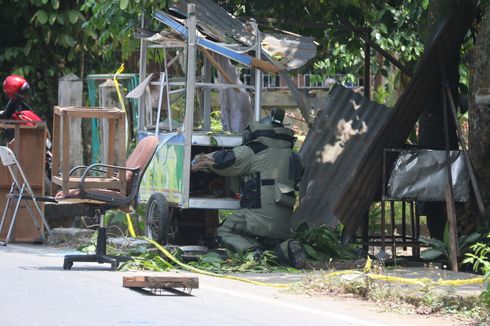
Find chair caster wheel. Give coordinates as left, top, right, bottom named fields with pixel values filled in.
left=63, top=261, right=73, bottom=270
left=111, top=261, right=119, bottom=270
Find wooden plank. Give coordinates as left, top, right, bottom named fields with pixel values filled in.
left=61, top=110, right=70, bottom=195
left=119, top=119, right=126, bottom=194
left=54, top=106, right=123, bottom=119
left=445, top=185, right=459, bottom=272
left=107, top=118, right=116, bottom=178
left=201, top=48, right=239, bottom=93
left=445, top=85, right=485, bottom=216
left=51, top=112, right=60, bottom=195
left=123, top=276, right=199, bottom=289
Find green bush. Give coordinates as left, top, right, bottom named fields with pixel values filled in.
left=463, top=233, right=490, bottom=306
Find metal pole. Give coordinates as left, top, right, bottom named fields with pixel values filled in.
left=155, top=72, right=165, bottom=136
left=381, top=149, right=386, bottom=251
left=402, top=201, right=407, bottom=250
left=138, top=12, right=148, bottom=131
left=163, top=48, right=173, bottom=131
left=182, top=4, right=197, bottom=208
left=410, top=201, right=416, bottom=253
left=390, top=200, right=396, bottom=258
left=415, top=203, right=420, bottom=257
left=253, top=21, right=262, bottom=122
left=203, top=57, right=212, bottom=131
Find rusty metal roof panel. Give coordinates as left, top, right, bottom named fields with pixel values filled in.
left=169, top=0, right=316, bottom=70
left=261, top=32, right=317, bottom=70
left=170, top=0, right=256, bottom=46
left=293, top=85, right=392, bottom=228
left=293, top=0, right=477, bottom=238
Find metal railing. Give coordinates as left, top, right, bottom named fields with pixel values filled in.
left=239, top=69, right=366, bottom=90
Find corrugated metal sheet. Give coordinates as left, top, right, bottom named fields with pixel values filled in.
left=293, top=85, right=391, bottom=228
left=170, top=0, right=255, bottom=46
left=169, top=0, right=316, bottom=70
left=293, top=0, right=478, bottom=238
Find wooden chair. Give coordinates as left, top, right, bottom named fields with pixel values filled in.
left=0, top=146, right=53, bottom=245
left=56, top=135, right=158, bottom=270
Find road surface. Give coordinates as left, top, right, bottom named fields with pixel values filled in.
left=0, top=244, right=457, bottom=326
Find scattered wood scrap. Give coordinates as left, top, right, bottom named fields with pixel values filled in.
left=123, top=276, right=199, bottom=295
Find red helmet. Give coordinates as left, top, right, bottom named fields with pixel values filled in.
left=3, top=75, right=31, bottom=100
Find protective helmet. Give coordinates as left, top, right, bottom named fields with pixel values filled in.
left=3, top=75, right=31, bottom=100
left=258, top=107, right=285, bottom=127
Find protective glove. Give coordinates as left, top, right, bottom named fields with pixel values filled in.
left=191, top=153, right=215, bottom=172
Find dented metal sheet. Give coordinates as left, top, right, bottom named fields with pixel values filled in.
left=387, top=150, right=469, bottom=202
left=293, top=84, right=391, bottom=228
left=154, top=10, right=281, bottom=73
left=262, top=33, right=317, bottom=70
left=169, top=0, right=316, bottom=70
left=170, top=0, right=256, bottom=46
left=293, top=0, right=477, bottom=238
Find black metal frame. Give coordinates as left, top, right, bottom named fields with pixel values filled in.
left=63, top=209, right=130, bottom=270
left=361, top=148, right=421, bottom=258
left=62, top=135, right=158, bottom=271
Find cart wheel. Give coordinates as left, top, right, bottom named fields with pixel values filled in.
left=145, top=192, right=170, bottom=244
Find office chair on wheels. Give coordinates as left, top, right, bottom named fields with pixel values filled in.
left=56, top=135, right=158, bottom=270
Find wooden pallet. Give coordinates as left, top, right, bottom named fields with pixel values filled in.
left=123, top=276, right=199, bottom=295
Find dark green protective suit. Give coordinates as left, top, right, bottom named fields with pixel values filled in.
left=208, top=122, right=297, bottom=252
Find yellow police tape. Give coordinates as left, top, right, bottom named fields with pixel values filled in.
left=144, top=237, right=289, bottom=289
left=126, top=214, right=137, bottom=238
left=144, top=237, right=485, bottom=289
left=323, top=270, right=485, bottom=287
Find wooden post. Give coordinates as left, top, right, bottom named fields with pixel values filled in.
left=99, top=80, right=124, bottom=164
left=445, top=185, right=459, bottom=271
left=58, top=74, right=83, bottom=168
left=445, top=85, right=485, bottom=216
left=442, top=84, right=459, bottom=272
left=437, top=48, right=459, bottom=272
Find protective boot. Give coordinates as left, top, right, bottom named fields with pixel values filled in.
left=275, top=240, right=306, bottom=268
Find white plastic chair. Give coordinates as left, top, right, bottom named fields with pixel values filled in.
left=0, top=146, right=52, bottom=245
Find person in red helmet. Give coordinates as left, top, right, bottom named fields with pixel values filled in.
left=0, top=75, right=33, bottom=120
left=1, top=75, right=52, bottom=192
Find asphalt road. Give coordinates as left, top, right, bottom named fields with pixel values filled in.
left=0, top=244, right=456, bottom=326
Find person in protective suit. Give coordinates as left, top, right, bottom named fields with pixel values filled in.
left=192, top=108, right=305, bottom=268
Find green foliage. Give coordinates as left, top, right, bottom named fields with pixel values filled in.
left=188, top=250, right=293, bottom=273
left=419, top=225, right=481, bottom=267
left=0, top=0, right=88, bottom=118
left=463, top=233, right=490, bottom=306
left=119, top=251, right=173, bottom=271
left=294, top=223, right=356, bottom=262
left=0, top=0, right=167, bottom=121
left=77, top=230, right=98, bottom=254
left=311, top=0, right=425, bottom=91
left=210, top=110, right=223, bottom=133
left=121, top=247, right=293, bottom=273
